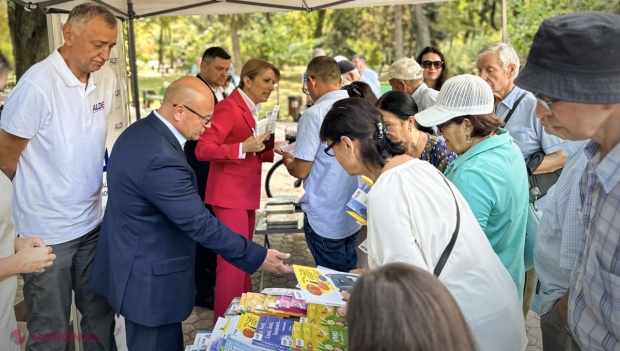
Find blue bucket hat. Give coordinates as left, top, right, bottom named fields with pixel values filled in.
left=515, top=11, right=620, bottom=104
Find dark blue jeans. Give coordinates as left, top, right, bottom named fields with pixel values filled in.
left=303, top=215, right=360, bottom=272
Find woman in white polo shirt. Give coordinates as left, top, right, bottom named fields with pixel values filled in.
left=320, top=98, right=527, bottom=351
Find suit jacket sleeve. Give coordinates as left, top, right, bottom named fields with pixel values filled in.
left=195, top=99, right=244, bottom=163
left=141, top=152, right=267, bottom=273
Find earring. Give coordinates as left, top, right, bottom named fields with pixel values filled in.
left=466, top=134, right=471, bottom=144
left=350, top=153, right=354, bottom=157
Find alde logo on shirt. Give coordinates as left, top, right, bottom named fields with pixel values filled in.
left=109, top=57, right=119, bottom=65
left=93, top=101, right=105, bottom=113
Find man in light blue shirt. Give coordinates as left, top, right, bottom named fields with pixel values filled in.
left=279, top=57, right=362, bottom=272
left=532, top=140, right=588, bottom=350
left=478, top=42, right=567, bottom=318
left=380, top=58, right=438, bottom=112
left=353, top=54, right=382, bottom=98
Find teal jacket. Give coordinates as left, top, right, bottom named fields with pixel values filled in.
left=444, top=128, right=528, bottom=300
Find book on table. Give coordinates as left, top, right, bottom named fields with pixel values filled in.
left=293, top=265, right=360, bottom=307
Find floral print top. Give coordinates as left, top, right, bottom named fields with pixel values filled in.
left=419, top=134, right=457, bottom=172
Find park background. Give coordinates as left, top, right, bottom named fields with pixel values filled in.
left=0, top=0, right=618, bottom=120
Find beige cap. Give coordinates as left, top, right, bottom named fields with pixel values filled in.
left=379, top=58, right=424, bottom=82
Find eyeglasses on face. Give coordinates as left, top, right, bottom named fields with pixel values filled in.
left=421, top=60, right=444, bottom=69
left=436, top=120, right=454, bottom=133
left=324, top=140, right=338, bottom=157
left=301, top=85, right=309, bottom=95
left=533, top=93, right=560, bottom=113
left=173, top=104, right=212, bottom=124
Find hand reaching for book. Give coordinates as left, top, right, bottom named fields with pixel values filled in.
left=261, top=249, right=294, bottom=275
left=337, top=291, right=351, bottom=318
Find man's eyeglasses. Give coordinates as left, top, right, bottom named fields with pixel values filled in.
left=421, top=61, right=444, bottom=69
left=324, top=140, right=338, bottom=157
left=173, top=104, right=212, bottom=124
left=533, top=93, right=560, bottom=113
left=302, top=85, right=309, bottom=95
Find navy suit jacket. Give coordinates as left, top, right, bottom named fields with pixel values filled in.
left=90, top=113, right=267, bottom=327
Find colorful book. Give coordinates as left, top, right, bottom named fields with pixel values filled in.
left=293, top=265, right=359, bottom=307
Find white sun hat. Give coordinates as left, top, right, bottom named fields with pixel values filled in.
left=416, top=74, right=495, bottom=127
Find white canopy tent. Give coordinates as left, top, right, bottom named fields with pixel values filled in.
left=9, top=0, right=508, bottom=119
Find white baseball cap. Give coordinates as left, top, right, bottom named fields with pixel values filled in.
left=416, top=74, right=495, bottom=127
left=379, top=58, right=424, bottom=82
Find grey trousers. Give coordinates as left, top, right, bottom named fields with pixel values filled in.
left=541, top=299, right=581, bottom=351
left=21, top=225, right=116, bottom=351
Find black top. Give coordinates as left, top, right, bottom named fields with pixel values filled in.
left=183, top=74, right=219, bottom=201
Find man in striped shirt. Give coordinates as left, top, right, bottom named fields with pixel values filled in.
left=515, top=11, right=620, bottom=351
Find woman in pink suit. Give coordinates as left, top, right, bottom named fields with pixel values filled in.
left=196, top=59, right=280, bottom=319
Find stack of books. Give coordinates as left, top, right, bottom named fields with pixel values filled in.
left=235, top=291, right=307, bottom=318
left=191, top=304, right=347, bottom=351
left=265, top=197, right=299, bottom=230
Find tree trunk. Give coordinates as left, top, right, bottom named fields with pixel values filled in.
left=314, top=10, right=326, bottom=39
left=7, top=5, right=49, bottom=81
left=158, top=25, right=164, bottom=75
left=230, top=16, right=242, bottom=76
left=413, top=4, right=431, bottom=56
left=394, top=5, right=404, bottom=59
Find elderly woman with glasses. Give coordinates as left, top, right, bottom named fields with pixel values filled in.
left=196, top=59, right=280, bottom=320
left=416, top=74, right=529, bottom=303
left=377, top=91, right=456, bottom=172
left=321, top=97, right=526, bottom=351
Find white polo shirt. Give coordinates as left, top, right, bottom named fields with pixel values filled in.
left=0, top=49, right=116, bottom=245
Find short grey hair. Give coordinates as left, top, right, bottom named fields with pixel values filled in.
left=67, top=2, right=117, bottom=32
left=353, top=54, right=366, bottom=62
left=476, top=42, right=520, bottom=77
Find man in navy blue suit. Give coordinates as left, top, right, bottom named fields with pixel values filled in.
left=90, top=76, right=293, bottom=351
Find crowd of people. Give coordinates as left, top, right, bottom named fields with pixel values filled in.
left=0, top=3, right=618, bottom=351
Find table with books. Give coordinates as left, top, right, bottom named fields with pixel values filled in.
left=186, top=265, right=355, bottom=351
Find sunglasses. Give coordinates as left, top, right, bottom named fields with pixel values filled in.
left=436, top=120, right=454, bottom=133
left=421, top=61, right=444, bottom=69
left=173, top=104, right=212, bottom=124
left=533, top=93, right=560, bottom=113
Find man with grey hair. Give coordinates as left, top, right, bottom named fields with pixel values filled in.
left=338, top=59, right=360, bottom=86
left=0, top=2, right=118, bottom=350
left=477, top=42, right=566, bottom=318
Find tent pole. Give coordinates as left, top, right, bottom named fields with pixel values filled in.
left=127, top=0, right=141, bottom=120
left=502, top=0, right=508, bottom=42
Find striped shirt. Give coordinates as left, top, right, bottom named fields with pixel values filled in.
left=568, top=140, right=620, bottom=351
left=531, top=140, right=588, bottom=316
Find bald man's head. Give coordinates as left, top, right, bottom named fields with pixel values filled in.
left=163, top=76, right=214, bottom=109
left=158, top=76, right=215, bottom=141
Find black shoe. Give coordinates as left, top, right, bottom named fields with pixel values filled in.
left=195, top=295, right=214, bottom=310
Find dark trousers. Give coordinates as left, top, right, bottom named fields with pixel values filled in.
left=125, top=318, right=183, bottom=351
left=195, top=203, right=218, bottom=307
left=22, top=225, right=116, bottom=351
left=303, top=215, right=360, bottom=272
left=541, top=299, right=581, bottom=351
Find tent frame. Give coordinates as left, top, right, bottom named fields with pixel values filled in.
left=8, top=0, right=510, bottom=120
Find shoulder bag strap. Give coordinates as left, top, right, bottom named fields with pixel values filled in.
left=433, top=171, right=460, bottom=277
left=503, top=91, right=529, bottom=125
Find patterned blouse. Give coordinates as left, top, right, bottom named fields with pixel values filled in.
left=419, top=134, right=457, bottom=172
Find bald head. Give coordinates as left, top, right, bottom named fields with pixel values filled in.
left=163, top=76, right=214, bottom=109
left=158, top=76, right=215, bottom=141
